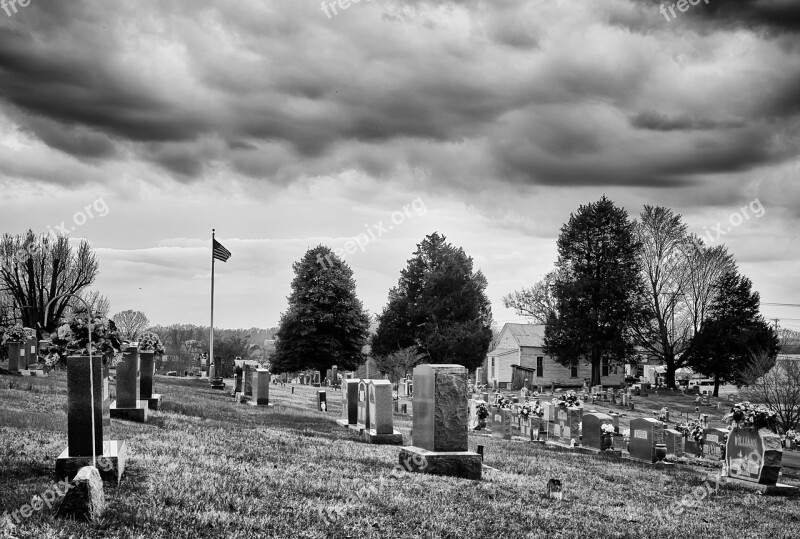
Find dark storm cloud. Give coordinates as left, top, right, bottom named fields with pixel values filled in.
left=630, top=111, right=746, bottom=131
left=0, top=0, right=797, bottom=197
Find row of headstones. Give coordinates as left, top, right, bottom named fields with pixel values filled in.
left=467, top=397, right=783, bottom=485
left=337, top=378, right=402, bottom=444
left=233, top=365, right=271, bottom=406
left=5, top=339, right=48, bottom=372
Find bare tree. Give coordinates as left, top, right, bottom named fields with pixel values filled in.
left=502, top=270, right=559, bottom=324
left=374, top=346, right=424, bottom=384
left=739, top=353, right=800, bottom=433
left=633, top=206, right=694, bottom=389
left=633, top=209, right=736, bottom=389
left=78, top=290, right=110, bottom=318
left=0, top=230, right=99, bottom=338
left=112, top=310, right=150, bottom=341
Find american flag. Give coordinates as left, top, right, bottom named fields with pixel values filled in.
left=213, top=239, right=231, bottom=262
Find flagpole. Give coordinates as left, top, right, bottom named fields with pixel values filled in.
left=210, top=228, right=215, bottom=377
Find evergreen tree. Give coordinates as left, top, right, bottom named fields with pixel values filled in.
left=544, top=196, right=644, bottom=386
left=371, top=232, right=492, bottom=371
left=271, top=246, right=370, bottom=379
left=685, top=270, right=779, bottom=397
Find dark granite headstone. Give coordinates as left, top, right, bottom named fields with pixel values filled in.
left=317, top=390, right=327, bottom=412
left=339, top=379, right=359, bottom=425
left=139, top=351, right=155, bottom=399
left=7, top=341, right=22, bottom=372
left=629, top=418, right=665, bottom=463
left=244, top=365, right=254, bottom=396
left=726, top=427, right=783, bottom=485
left=115, top=347, right=140, bottom=408
left=67, top=355, right=109, bottom=457
left=703, top=427, right=728, bottom=460
left=582, top=412, right=613, bottom=450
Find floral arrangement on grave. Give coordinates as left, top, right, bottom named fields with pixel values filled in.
left=476, top=402, right=490, bottom=421
left=601, top=423, right=615, bottom=436
left=517, top=401, right=543, bottom=420
left=676, top=421, right=705, bottom=448
left=138, top=331, right=165, bottom=354
left=1, top=324, right=35, bottom=345
left=495, top=396, right=514, bottom=410
left=553, top=390, right=582, bottom=408
left=723, top=401, right=778, bottom=432
left=785, top=430, right=799, bottom=444
left=43, top=312, right=123, bottom=366
left=657, top=407, right=668, bottom=422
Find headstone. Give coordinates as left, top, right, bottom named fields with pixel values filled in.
left=138, top=351, right=161, bottom=411
left=628, top=418, right=665, bottom=463
left=244, top=365, right=254, bottom=396
left=364, top=380, right=402, bottom=444
left=726, top=428, right=783, bottom=485
left=582, top=412, right=613, bottom=451
left=56, top=355, right=126, bottom=484
left=610, top=413, right=620, bottom=434
left=468, top=398, right=486, bottom=429
left=490, top=406, right=512, bottom=440
left=234, top=368, right=243, bottom=393
left=354, top=379, right=370, bottom=433
left=251, top=369, right=271, bottom=406
left=542, top=402, right=556, bottom=423
left=550, top=406, right=581, bottom=445
left=399, top=364, right=481, bottom=480
left=110, top=347, right=147, bottom=422
left=25, top=336, right=38, bottom=369
left=331, top=366, right=338, bottom=386
left=664, top=429, right=685, bottom=456
left=317, top=390, right=327, bottom=411
left=337, top=379, right=360, bottom=427
left=703, top=427, right=728, bottom=460
left=6, top=341, right=23, bottom=372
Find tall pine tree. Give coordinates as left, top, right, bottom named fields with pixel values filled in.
left=371, top=232, right=492, bottom=372
left=685, top=270, right=779, bottom=397
left=271, top=245, right=370, bottom=380
left=544, top=196, right=644, bottom=386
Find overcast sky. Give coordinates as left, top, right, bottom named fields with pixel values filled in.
left=0, top=0, right=799, bottom=332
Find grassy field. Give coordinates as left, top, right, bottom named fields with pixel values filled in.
left=1, top=373, right=799, bottom=539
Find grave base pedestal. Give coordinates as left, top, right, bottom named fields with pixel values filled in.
left=21, top=369, right=47, bottom=377
left=349, top=423, right=366, bottom=435
left=210, top=378, right=225, bottom=390
left=110, top=401, right=148, bottom=422
left=55, top=440, right=127, bottom=485
left=335, top=419, right=354, bottom=429
left=719, top=476, right=799, bottom=495
left=363, top=428, right=403, bottom=445
left=399, top=447, right=482, bottom=480
left=248, top=398, right=273, bottom=407
left=144, top=394, right=162, bottom=411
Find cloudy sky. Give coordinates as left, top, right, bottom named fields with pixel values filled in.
left=1, top=0, right=799, bottom=333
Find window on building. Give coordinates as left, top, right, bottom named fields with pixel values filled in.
left=570, top=363, right=578, bottom=378
left=536, top=356, right=543, bottom=377
left=602, top=358, right=610, bottom=377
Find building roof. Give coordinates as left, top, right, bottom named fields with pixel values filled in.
left=504, top=323, right=546, bottom=347
left=487, top=347, right=517, bottom=357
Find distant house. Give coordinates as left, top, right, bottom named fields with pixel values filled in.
left=486, top=323, right=624, bottom=389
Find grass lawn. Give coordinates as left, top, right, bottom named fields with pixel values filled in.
left=1, top=373, right=799, bottom=538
